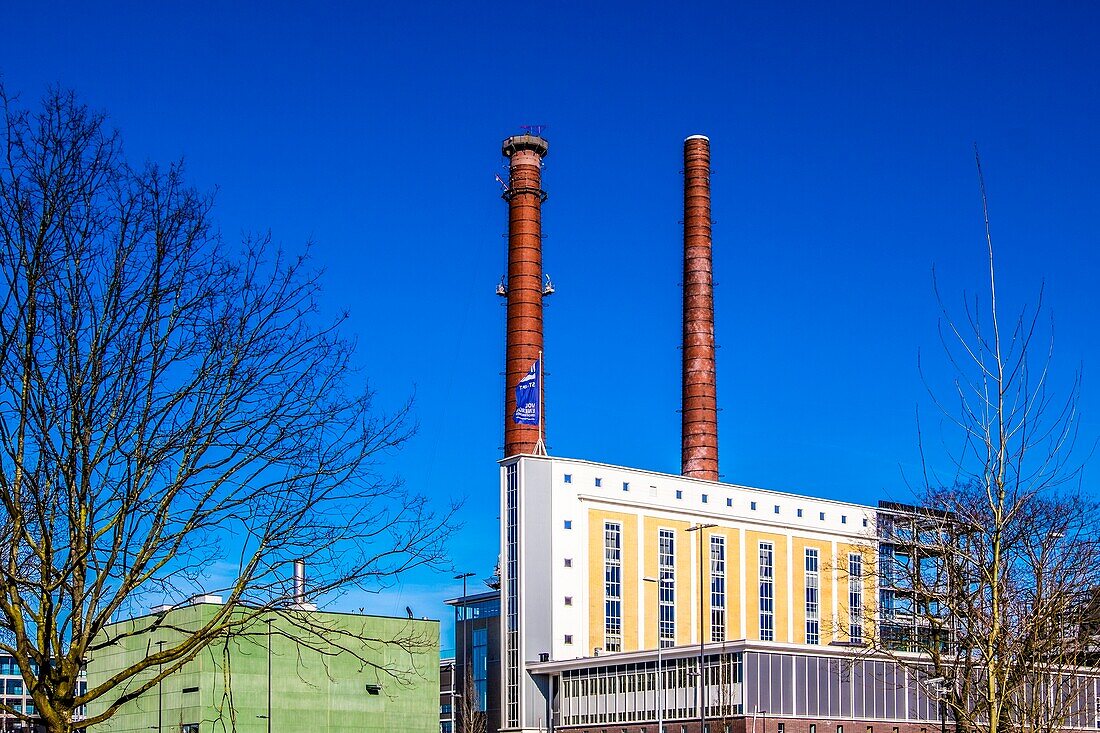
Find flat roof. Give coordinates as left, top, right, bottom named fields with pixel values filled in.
left=444, top=590, right=500, bottom=607
left=112, top=601, right=439, bottom=625
left=501, top=453, right=880, bottom=512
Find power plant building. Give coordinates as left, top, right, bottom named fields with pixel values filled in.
left=499, top=455, right=948, bottom=733
left=484, top=132, right=1100, bottom=733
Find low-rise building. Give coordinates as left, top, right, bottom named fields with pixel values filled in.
left=445, top=591, right=501, bottom=733
left=0, top=655, right=85, bottom=733
left=86, top=599, right=439, bottom=733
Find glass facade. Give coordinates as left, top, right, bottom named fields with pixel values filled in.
left=560, top=653, right=742, bottom=727
left=472, top=628, right=488, bottom=710
left=504, top=463, right=519, bottom=728
left=0, top=655, right=85, bottom=725
left=466, top=597, right=500, bottom=619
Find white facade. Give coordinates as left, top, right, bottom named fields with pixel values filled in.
left=498, top=454, right=878, bottom=733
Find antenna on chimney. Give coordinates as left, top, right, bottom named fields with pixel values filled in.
left=520, top=124, right=549, bottom=137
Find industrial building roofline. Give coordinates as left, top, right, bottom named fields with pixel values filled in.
left=499, top=453, right=880, bottom=513
left=125, top=601, right=440, bottom=625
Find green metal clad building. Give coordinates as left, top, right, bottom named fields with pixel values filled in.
left=86, top=601, right=439, bottom=733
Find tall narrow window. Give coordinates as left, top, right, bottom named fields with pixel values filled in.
left=604, top=522, right=623, bottom=652
left=879, top=544, right=896, bottom=620
left=504, top=463, right=520, bottom=727
left=758, top=542, right=774, bottom=641
left=710, top=536, right=726, bottom=642
left=805, top=547, right=820, bottom=644
left=849, top=553, right=864, bottom=643
left=472, top=627, right=489, bottom=709
left=659, top=529, right=676, bottom=647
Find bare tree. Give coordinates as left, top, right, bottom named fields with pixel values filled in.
left=0, top=86, right=454, bottom=733
left=853, top=152, right=1100, bottom=733
left=456, top=666, right=486, bottom=733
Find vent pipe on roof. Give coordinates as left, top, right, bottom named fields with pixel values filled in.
left=288, top=559, right=317, bottom=610
left=293, top=559, right=306, bottom=605
left=681, top=135, right=719, bottom=481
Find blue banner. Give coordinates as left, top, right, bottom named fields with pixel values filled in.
left=513, top=360, right=540, bottom=425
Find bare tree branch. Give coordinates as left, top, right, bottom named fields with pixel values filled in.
left=849, top=150, right=1097, bottom=733
left=0, top=85, right=457, bottom=733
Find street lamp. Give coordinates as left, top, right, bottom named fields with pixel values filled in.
left=454, top=572, right=475, bottom=732
left=924, top=677, right=948, bottom=733
left=448, top=660, right=457, bottom=733
left=686, top=523, right=717, bottom=733
left=752, top=708, right=768, bottom=733
left=154, top=640, right=165, bottom=733
left=265, top=618, right=273, bottom=733
left=643, top=576, right=664, bottom=733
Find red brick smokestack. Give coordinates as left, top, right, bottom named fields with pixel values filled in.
left=502, top=134, right=549, bottom=458
left=681, top=135, right=719, bottom=480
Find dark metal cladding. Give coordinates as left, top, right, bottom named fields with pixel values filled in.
left=502, top=135, right=549, bottom=458
left=681, top=135, right=719, bottom=480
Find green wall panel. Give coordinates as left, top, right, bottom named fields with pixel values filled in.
left=87, top=605, right=439, bottom=733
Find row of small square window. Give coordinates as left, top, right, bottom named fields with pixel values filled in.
left=565, top=474, right=633, bottom=491
left=562, top=473, right=867, bottom=527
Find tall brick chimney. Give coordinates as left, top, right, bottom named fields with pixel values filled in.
left=681, top=134, right=719, bottom=480
left=501, top=134, right=549, bottom=458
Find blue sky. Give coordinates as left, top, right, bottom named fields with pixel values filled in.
left=4, top=1, right=1099, bottom=651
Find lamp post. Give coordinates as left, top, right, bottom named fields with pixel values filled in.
left=686, top=523, right=717, bottom=733
left=924, top=677, right=948, bottom=733
left=265, top=618, right=272, bottom=733
left=155, top=640, right=165, bottom=733
left=454, top=572, right=475, bottom=731
left=643, top=576, right=664, bottom=733
left=751, top=708, right=768, bottom=733
left=449, top=660, right=458, bottom=733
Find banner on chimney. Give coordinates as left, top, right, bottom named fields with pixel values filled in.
left=513, top=360, right=540, bottom=425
